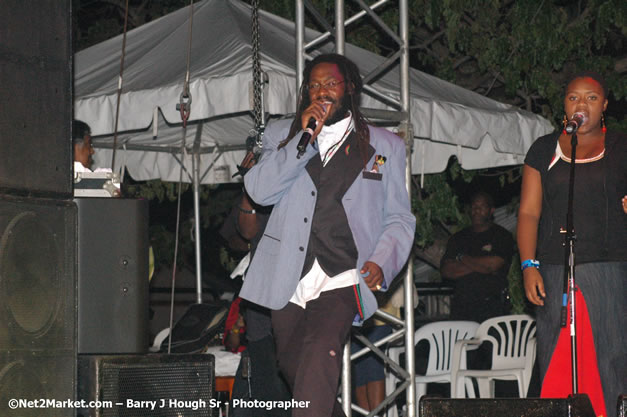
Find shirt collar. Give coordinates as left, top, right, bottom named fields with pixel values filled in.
left=317, top=111, right=353, bottom=147
left=74, top=161, right=92, bottom=173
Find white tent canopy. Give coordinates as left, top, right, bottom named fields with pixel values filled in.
left=74, top=0, right=553, bottom=183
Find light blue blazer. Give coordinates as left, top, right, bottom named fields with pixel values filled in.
left=240, top=118, right=416, bottom=323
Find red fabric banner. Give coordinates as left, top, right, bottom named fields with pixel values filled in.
left=541, top=289, right=606, bottom=417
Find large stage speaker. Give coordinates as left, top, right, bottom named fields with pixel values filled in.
left=0, top=195, right=76, bottom=417
left=76, top=198, right=149, bottom=354
left=0, top=0, right=72, bottom=196
left=77, top=354, right=216, bottom=417
left=419, top=394, right=596, bottom=417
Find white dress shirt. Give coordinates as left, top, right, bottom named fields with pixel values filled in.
left=289, top=113, right=359, bottom=308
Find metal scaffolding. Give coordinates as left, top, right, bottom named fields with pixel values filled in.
left=294, top=1, right=415, bottom=416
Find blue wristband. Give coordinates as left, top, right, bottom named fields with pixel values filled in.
left=521, top=259, right=540, bottom=271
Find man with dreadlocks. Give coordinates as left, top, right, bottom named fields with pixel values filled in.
left=240, top=53, right=415, bottom=417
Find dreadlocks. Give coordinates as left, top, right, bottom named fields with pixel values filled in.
left=280, top=53, right=371, bottom=166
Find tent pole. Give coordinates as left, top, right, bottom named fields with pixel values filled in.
left=333, top=2, right=352, bottom=414
left=334, top=0, right=345, bottom=55
left=295, top=1, right=305, bottom=88
left=398, top=0, right=416, bottom=414
left=341, top=343, right=352, bottom=416
left=192, top=148, right=203, bottom=304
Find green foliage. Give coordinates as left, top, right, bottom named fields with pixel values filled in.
left=199, top=186, right=242, bottom=229
left=83, top=18, right=125, bottom=47
left=125, top=180, right=190, bottom=202
left=219, top=246, right=239, bottom=274
left=607, top=114, right=627, bottom=133
left=507, top=252, right=526, bottom=314
left=149, top=224, right=193, bottom=271
left=259, top=0, right=624, bottom=128
left=74, top=0, right=192, bottom=50
left=412, top=160, right=471, bottom=248
left=449, top=160, right=478, bottom=184
left=123, top=179, right=243, bottom=274
left=405, top=0, right=625, bottom=124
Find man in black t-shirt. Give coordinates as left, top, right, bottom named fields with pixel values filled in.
left=440, top=192, right=514, bottom=323
left=219, top=151, right=288, bottom=417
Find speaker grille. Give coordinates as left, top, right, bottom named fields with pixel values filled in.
left=79, top=354, right=215, bottom=417
left=0, top=352, right=76, bottom=417
left=0, top=196, right=76, bottom=417
left=419, top=395, right=596, bottom=417
left=0, top=0, right=72, bottom=196
left=0, top=360, right=46, bottom=417
left=1, top=211, right=62, bottom=337
left=0, top=197, right=75, bottom=350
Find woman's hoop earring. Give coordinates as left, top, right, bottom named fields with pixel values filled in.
left=562, top=114, right=568, bottom=135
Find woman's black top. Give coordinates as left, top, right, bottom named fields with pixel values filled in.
left=524, top=131, right=626, bottom=264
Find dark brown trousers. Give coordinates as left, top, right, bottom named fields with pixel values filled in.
left=272, top=286, right=358, bottom=417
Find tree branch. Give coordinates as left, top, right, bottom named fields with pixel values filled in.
left=453, top=55, right=473, bottom=70
left=409, top=30, right=446, bottom=50
left=489, top=71, right=535, bottom=110
left=566, top=5, right=593, bottom=30
left=409, top=30, right=447, bottom=63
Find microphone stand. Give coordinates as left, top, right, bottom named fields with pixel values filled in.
left=559, top=131, right=578, bottom=394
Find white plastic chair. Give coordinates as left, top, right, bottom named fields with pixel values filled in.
left=450, top=314, right=537, bottom=398
left=386, top=320, right=479, bottom=416
left=150, top=327, right=170, bottom=352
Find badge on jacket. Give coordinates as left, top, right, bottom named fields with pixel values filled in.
left=370, top=155, right=386, bottom=173
left=362, top=155, right=386, bottom=180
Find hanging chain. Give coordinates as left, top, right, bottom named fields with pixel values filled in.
left=168, top=0, right=195, bottom=354
left=251, top=0, right=264, bottom=148
left=177, top=0, right=195, bottom=127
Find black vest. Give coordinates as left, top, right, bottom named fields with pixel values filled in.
left=300, top=131, right=375, bottom=278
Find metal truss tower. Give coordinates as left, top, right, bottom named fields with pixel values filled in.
left=294, top=1, right=416, bottom=416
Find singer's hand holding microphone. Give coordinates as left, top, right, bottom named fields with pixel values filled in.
left=297, top=101, right=331, bottom=158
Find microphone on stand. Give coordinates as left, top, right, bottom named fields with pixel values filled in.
left=564, top=112, right=587, bottom=134
left=296, top=117, right=317, bottom=159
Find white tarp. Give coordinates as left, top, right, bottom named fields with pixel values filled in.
left=75, top=0, right=554, bottom=183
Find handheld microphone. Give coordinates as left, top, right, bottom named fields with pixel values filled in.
left=564, top=112, right=587, bottom=134
left=296, top=117, right=317, bottom=159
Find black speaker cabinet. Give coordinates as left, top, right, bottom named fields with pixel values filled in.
left=419, top=394, right=596, bottom=417
left=0, top=0, right=73, bottom=196
left=77, top=354, right=216, bottom=417
left=76, top=198, right=149, bottom=354
left=0, top=195, right=77, bottom=417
